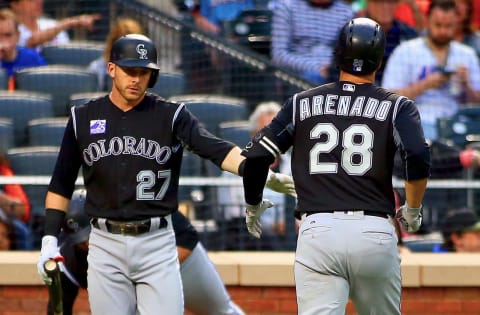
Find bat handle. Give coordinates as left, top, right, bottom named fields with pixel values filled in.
left=44, top=259, right=59, bottom=275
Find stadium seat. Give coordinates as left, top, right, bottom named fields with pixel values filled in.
left=0, top=118, right=14, bottom=153
left=15, top=65, right=99, bottom=116
left=218, top=120, right=251, bottom=147
left=229, top=8, right=273, bottom=56
left=168, top=94, right=249, bottom=136
left=40, top=41, right=104, bottom=66
left=0, top=91, right=54, bottom=147
left=148, top=72, right=188, bottom=99
left=7, top=146, right=60, bottom=248
left=69, top=91, right=108, bottom=107
left=28, top=117, right=68, bottom=146
left=0, top=68, right=7, bottom=90
left=437, top=106, right=480, bottom=147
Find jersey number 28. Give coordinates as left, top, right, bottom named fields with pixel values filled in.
left=309, top=123, right=373, bottom=176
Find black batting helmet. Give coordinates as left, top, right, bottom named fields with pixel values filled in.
left=334, top=17, right=386, bottom=75
left=63, top=189, right=90, bottom=245
left=110, top=33, right=160, bottom=88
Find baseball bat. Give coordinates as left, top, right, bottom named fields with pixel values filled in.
left=44, top=259, right=63, bottom=315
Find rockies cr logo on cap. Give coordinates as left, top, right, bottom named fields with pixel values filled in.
left=136, top=44, right=148, bottom=60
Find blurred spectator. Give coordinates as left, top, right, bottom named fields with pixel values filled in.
left=394, top=0, right=429, bottom=31
left=192, top=0, right=254, bottom=36
left=329, top=0, right=418, bottom=84
left=217, top=101, right=290, bottom=250
left=8, top=0, right=100, bottom=51
left=0, top=210, right=16, bottom=250
left=473, top=0, right=480, bottom=29
left=435, top=210, right=480, bottom=252
left=271, top=0, right=354, bottom=85
left=0, top=152, right=32, bottom=249
left=382, top=0, right=480, bottom=141
left=0, top=152, right=30, bottom=223
left=454, top=0, right=480, bottom=57
left=88, top=17, right=145, bottom=91
left=0, top=8, right=45, bottom=88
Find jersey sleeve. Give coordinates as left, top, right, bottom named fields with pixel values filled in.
left=393, top=98, right=431, bottom=180
left=241, top=98, right=295, bottom=205
left=48, top=117, right=83, bottom=199
left=173, top=106, right=236, bottom=168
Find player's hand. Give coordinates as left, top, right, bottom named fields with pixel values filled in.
left=37, top=236, right=64, bottom=285
left=395, top=203, right=423, bottom=233
left=245, top=199, right=274, bottom=238
left=265, top=170, right=297, bottom=198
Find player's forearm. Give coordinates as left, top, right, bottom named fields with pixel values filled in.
left=404, top=178, right=428, bottom=208
left=45, top=191, right=69, bottom=212
left=242, top=158, right=270, bottom=205
left=220, top=146, right=245, bottom=175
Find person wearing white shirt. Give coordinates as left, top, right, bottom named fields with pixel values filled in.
left=9, top=0, right=100, bottom=51
left=382, top=0, right=480, bottom=140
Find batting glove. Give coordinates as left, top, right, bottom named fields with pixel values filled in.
left=37, top=235, right=64, bottom=285
left=265, top=170, right=297, bottom=198
left=395, top=203, right=423, bottom=233
left=245, top=199, right=274, bottom=238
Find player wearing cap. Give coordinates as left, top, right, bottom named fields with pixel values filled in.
left=36, top=33, right=295, bottom=314
left=240, top=18, right=431, bottom=314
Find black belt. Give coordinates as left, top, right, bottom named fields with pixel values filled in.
left=91, top=217, right=168, bottom=236
left=305, top=210, right=389, bottom=219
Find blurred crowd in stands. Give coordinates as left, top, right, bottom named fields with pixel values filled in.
left=1, top=0, right=480, bottom=252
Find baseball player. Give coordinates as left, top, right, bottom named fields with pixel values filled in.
left=36, top=34, right=295, bottom=315
left=240, top=18, right=431, bottom=314
left=47, top=189, right=244, bottom=315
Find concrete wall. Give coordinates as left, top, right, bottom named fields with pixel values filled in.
left=2, top=252, right=480, bottom=314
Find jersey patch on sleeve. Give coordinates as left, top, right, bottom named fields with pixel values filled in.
left=90, top=120, right=106, bottom=135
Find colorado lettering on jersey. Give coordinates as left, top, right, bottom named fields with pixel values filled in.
left=83, top=136, right=172, bottom=166
left=298, top=94, right=391, bottom=122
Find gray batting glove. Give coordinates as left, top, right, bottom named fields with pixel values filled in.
left=37, top=235, right=63, bottom=285
left=395, top=203, right=423, bottom=233
left=265, top=170, right=297, bottom=198
left=245, top=199, right=274, bottom=238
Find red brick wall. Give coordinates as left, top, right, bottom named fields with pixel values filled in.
left=2, top=285, right=480, bottom=315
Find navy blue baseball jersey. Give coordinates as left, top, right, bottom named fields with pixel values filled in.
left=242, top=81, right=431, bottom=216
left=48, top=93, right=235, bottom=220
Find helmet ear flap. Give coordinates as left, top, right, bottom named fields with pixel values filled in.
left=148, top=69, right=159, bottom=88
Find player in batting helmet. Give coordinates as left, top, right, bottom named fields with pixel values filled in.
left=109, top=33, right=160, bottom=88
left=334, top=17, right=386, bottom=75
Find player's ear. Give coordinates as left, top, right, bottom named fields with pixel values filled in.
left=107, top=62, right=116, bottom=80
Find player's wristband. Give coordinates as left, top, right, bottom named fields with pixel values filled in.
left=44, top=208, right=66, bottom=237
left=238, top=159, right=245, bottom=177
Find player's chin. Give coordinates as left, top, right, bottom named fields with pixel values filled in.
left=124, top=88, right=146, bottom=99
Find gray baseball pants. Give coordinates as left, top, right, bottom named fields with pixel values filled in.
left=295, top=211, right=401, bottom=315
left=87, top=214, right=183, bottom=315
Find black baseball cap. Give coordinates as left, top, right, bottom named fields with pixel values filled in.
left=440, top=211, right=480, bottom=233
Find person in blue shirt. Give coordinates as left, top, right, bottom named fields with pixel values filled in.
left=0, top=8, right=46, bottom=81
left=193, top=0, right=254, bottom=36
